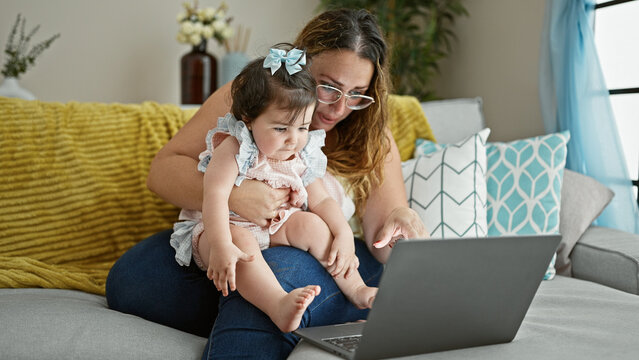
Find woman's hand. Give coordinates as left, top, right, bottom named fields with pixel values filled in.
left=229, top=179, right=290, bottom=227
left=207, top=242, right=254, bottom=296
left=327, top=232, right=358, bottom=279
left=373, top=207, right=428, bottom=249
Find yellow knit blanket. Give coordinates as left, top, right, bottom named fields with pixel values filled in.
left=0, top=98, right=196, bottom=294
left=388, top=94, right=436, bottom=160
left=0, top=95, right=432, bottom=295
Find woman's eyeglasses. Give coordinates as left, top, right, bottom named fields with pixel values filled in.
left=316, top=84, right=375, bottom=110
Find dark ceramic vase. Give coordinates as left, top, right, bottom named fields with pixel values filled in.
left=180, top=40, right=217, bottom=105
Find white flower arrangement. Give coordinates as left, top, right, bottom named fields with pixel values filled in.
left=176, top=1, right=233, bottom=47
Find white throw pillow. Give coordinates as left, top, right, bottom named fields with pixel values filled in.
left=402, top=128, right=490, bottom=239
left=420, top=97, right=485, bottom=144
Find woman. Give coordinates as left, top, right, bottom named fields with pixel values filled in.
left=106, top=8, right=426, bottom=359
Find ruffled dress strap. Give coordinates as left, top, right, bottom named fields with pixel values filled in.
left=196, top=113, right=259, bottom=187
left=197, top=129, right=217, bottom=173
left=197, top=113, right=235, bottom=173
left=299, top=129, right=327, bottom=186
left=229, top=118, right=259, bottom=186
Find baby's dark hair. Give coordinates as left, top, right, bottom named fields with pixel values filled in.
left=231, top=44, right=317, bottom=125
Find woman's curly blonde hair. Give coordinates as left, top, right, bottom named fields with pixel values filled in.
left=294, top=9, right=391, bottom=218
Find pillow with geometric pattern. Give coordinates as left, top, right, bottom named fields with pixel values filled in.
left=484, top=132, right=570, bottom=238
left=403, top=128, right=490, bottom=239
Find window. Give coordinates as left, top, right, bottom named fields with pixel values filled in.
left=594, top=0, right=639, bottom=204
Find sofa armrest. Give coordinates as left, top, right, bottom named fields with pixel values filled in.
left=571, top=226, right=639, bottom=295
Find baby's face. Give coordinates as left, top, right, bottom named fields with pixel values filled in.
left=250, top=103, right=315, bottom=161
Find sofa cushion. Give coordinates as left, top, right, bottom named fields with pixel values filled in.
left=0, top=288, right=206, bottom=360
left=403, top=129, right=489, bottom=239
left=557, top=170, right=614, bottom=276
left=571, top=226, right=639, bottom=295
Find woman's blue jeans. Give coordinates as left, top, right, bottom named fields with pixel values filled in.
left=106, top=229, right=383, bottom=359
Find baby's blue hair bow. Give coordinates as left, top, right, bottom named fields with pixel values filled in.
left=263, top=48, right=306, bottom=75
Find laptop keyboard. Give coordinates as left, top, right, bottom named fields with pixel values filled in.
left=323, top=335, right=362, bottom=352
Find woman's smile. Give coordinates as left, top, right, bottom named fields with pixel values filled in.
left=315, top=112, right=337, bottom=127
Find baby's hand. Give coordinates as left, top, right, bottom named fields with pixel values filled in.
left=327, top=232, right=358, bottom=279
left=289, top=190, right=305, bottom=208
left=208, top=242, right=254, bottom=296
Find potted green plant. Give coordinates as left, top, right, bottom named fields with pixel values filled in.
left=318, top=0, right=467, bottom=101
left=0, top=13, right=60, bottom=100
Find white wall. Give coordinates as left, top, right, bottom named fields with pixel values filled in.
left=0, top=0, right=320, bottom=104
left=1, top=0, right=546, bottom=141
left=431, top=0, right=547, bottom=141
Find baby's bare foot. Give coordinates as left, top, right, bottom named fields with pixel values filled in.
left=347, top=285, right=378, bottom=309
left=273, top=285, right=321, bottom=333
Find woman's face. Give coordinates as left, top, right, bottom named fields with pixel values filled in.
left=309, top=49, right=375, bottom=132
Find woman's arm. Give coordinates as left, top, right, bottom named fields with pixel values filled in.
left=361, top=129, right=428, bottom=264
left=147, top=82, right=233, bottom=210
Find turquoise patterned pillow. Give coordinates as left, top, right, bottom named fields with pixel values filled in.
left=485, top=132, right=570, bottom=237
left=415, top=131, right=570, bottom=280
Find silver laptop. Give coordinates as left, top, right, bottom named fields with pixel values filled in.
left=294, top=234, right=561, bottom=359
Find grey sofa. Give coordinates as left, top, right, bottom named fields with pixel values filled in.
left=3, top=225, right=639, bottom=359
left=2, top=97, right=639, bottom=359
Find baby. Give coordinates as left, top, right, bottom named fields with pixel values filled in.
left=170, top=45, right=377, bottom=332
